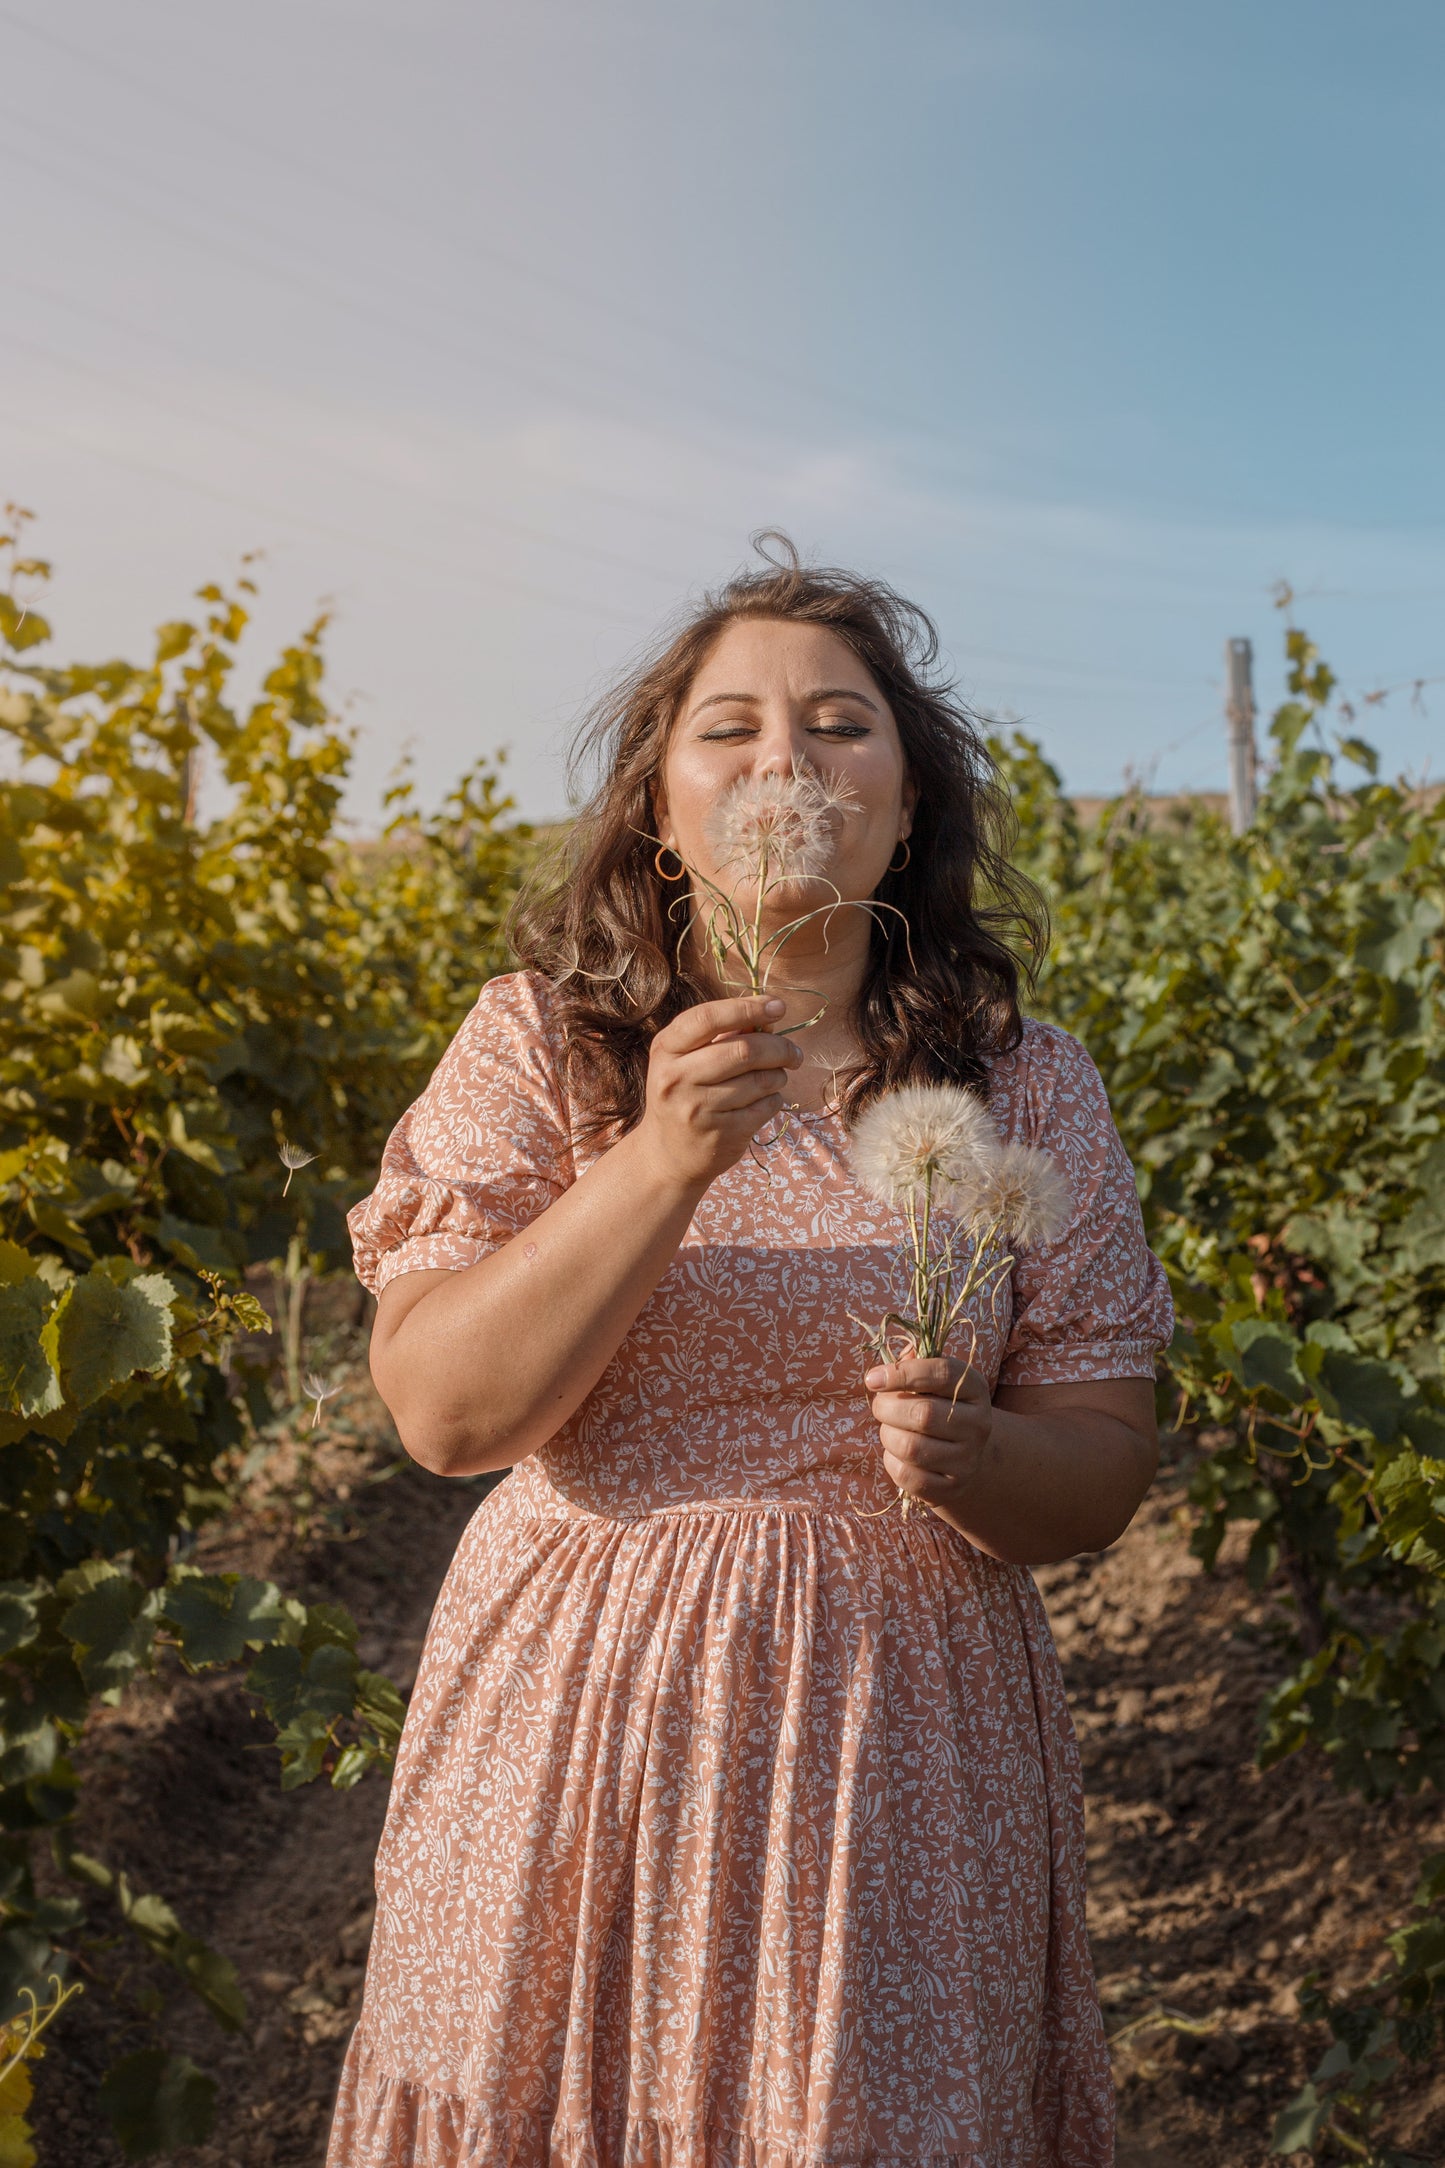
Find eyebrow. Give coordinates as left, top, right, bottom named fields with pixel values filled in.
left=690, top=686, right=882, bottom=717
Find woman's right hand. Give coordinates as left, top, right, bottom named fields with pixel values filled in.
left=632, top=995, right=803, bottom=1194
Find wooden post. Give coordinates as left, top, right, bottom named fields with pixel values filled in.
left=1225, top=637, right=1257, bottom=833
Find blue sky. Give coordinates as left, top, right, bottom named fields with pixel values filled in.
left=3, top=0, right=1442, bottom=820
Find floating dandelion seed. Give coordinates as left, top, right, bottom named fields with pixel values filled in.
left=849, top=1084, right=996, bottom=1210
left=958, top=1140, right=1071, bottom=1251
left=703, top=766, right=858, bottom=886
left=278, top=1139, right=317, bottom=1195
left=303, top=1372, right=341, bottom=1428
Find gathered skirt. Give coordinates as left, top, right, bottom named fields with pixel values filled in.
left=325, top=1487, right=1113, bottom=2168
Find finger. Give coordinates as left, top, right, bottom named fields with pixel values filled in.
left=878, top=1420, right=963, bottom=1467
left=661, top=996, right=788, bottom=1053
left=880, top=1442, right=961, bottom=1501
left=871, top=1391, right=986, bottom=1441
left=688, top=1033, right=802, bottom=1083
left=862, top=1355, right=983, bottom=1399
left=697, top=1074, right=792, bottom=1111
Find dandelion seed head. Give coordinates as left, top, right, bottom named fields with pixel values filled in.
left=703, top=766, right=858, bottom=885
left=848, top=1085, right=996, bottom=1207
left=278, top=1140, right=317, bottom=1173
left=964, top=1141, right=1072, bottom=1249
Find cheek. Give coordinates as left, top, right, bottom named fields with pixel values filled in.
left=658, top=760, right=711, bottom=847
left=853, top=742, right=907, bottom=819
left=659, top=747, right=753, bottom=857
left=845, top=754, right=908, bottom=847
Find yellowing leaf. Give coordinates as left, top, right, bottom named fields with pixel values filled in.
left=34, top=970, right=103, bottom=1022
left=0, top=2109, right=37, bottom=2168
left=0, top=2060, right=34, bottom=2117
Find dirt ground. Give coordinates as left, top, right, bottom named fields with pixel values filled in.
left=31, top=1363, right=1445, bottom=2167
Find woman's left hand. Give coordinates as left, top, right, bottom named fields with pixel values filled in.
left=863, top=1355, right=991, bottom=1525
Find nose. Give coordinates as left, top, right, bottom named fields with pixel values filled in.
left=753, top=716, right=809, bottom=778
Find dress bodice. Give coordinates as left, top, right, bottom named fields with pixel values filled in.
left=348, top=973, right=1172, bottom=1521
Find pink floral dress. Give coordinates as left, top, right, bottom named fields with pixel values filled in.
left=327, top=971, right=1172, bottom=2168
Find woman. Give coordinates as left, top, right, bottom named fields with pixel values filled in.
left=327, top=544, right=1171, bottom=2168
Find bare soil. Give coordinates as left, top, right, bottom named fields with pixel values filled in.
left=32, top=1378, right=1445, bottom=2166
left=1037, top=1492, right=1445, bottom=2164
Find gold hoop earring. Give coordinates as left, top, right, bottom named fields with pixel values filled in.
left=888, top=837, right=912, bottom=874
left=654, top=843, right=687, bottom=882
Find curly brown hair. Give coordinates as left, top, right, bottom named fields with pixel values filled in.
left=508, top=535, right=1048, bottom=1136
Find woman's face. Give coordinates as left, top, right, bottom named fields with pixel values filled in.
left=654, top=618, right=914, bottom=911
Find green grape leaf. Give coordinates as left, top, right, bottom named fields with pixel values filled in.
left=0, top=1582, right=40, bottom=1658
left=151, top=1213, right=241, bottom=1278
left=1270, top=2080, right=1334, bottom=2154
left=0, top=1720, right=58, bottom=1789
left=161, top=1572, right=291, bottom=1667
left=0, top=1240, right=40, bottom=1287
left=57, top=1563, right=163, bottom=1697
left=98, top=2050, right=217, bottom=2159
left=116, top=1886, right=247, bottom=2033
left=246, top=1637, right=358, bottom=1730
left=34, top=969, right=103, bottom=1022
left=43, top=1267, right=176, bottom=1407
left=23, top=1200, right=94, bottom=1261
left=1232, top=1318, right=1307, bottom=1403
left=329, top=1742, right=374, bottom=1790
left=0, top=1277, right=62, bottom=1418
left=270, top=1707, right=335, bottom=1789
left=1317, top=1349, right=1406, bottom=1443
left=354, top=1668, right=407, bottom=1750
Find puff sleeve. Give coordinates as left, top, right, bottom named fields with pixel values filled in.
left=347, top=971, right=574, bottom=1297
left=993, top=1020, right=1173, bottom=1389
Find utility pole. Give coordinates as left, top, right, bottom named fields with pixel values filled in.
left=1225, top=637, right=1257, bottom=834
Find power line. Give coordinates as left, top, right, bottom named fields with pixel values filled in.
left=2, top=406, right=646, bottom=628
left=956, top=645, right=1211, bottom=692
left=7, top=318, right=1234, bottom=712
left=0, top=100, right=731, bottom=472
left=1289, top=585, right=1445, bottom=603
left=7, top=98, right=1330, bottom=611
left=1, top=323, right=692, bottom=591
left=0, top=2, right=1038, bottom=469
left=3, top=267, right=749, bottom=558
left=0, top=7, right=1298, bottom=550
left=15, top=1, right=1445, bottom=616
left=3, top=275, right=1277, bottom=705
left=0, top=130, right=785, bottom=539
left=1344, top=672, right=1444, bottom=712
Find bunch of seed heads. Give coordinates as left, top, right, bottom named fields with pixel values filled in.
left=849, top=1084, right=1072, bottom=1515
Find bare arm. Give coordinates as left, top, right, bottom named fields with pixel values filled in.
left=369, top=995, right=802, bottom=1476
left=864, top=1358, right=1159, bottom=1565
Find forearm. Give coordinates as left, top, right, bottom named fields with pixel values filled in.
left=941, top=1402, right=1158, bottom=1566
left=371, top=1128, right=703, bottom=1476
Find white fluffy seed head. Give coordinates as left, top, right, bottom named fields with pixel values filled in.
left=961, top=1141, right=1072, bottom=1250
left=703, top=766, right=858, bottom=885
left=848, top=1084, right=997, bottom=1207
